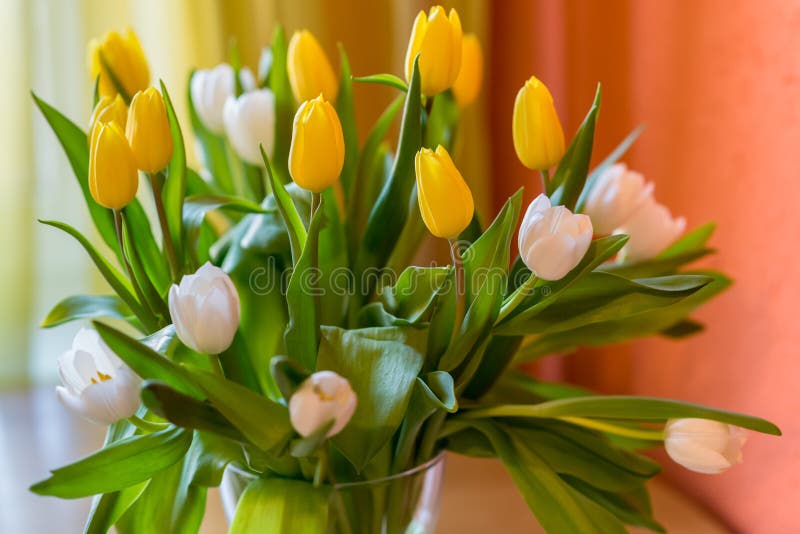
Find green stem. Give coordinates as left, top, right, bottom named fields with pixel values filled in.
left=208, top=354, right=224, bottom=376
left=495, top=274, right=538, bottom=324
left=540, top=168, right=551, bottom=193
left=149, top=172, right=180, bottom=281
left=313, top=447, right=328, bottom=488
left=128, top=415, right=169, bottom=433
left=558, top=416, right=665, bottom=441
left=449, top=239, right=465, bottom=340
left=114, top=210, right=157, bottom=330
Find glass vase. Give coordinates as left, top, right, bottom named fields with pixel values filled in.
left=220, top=452, right=446, bottom=534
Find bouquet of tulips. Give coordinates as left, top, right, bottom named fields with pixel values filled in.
left=30, top=6, right=780, bottom=534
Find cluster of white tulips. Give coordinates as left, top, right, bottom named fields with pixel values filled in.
left=56, top=262, right=356, bottom=440
left=190, top=63, right=276, bottom=165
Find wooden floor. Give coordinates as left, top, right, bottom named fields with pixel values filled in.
left=0, top=390, right=730, bottom=533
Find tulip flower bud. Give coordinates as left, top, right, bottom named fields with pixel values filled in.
left=289, top=371, right=357, bottom=438
left=664, top=418, right=747, bottom=474
left=223, top=89, right=276, bottom=166
left=519, top=194, right=593, bottom=280
left=618, top=198, right=686, bottom=262
left=56, top=328, right=141, bottom=425
left=452, top=34, right=483, bottom=107
left=287, top=30, right=339, bottom=103
left=88, top=29, right=150, bottom=100
left=288, top=95, right=345, bottom=192
left=126, top=87, right=173, bottom=173
left=583, top=163, right=654, bottom=235
left=415, top=145, right=474, bottom=239
left=88, top=95, right=128, bottom=148
left=190, top=64, right=256, bottom=134
left=404, top=6, right=463, bottom=96
left=89, top=121, right=138, bottom=210
left=512, top=76, right=565, bottom=170
left=168, top=262, right=241, bottom=355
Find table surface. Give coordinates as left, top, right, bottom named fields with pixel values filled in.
left=0, top=390, right=731, bottom=533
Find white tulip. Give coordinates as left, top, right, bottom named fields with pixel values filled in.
left=583, top=163, right=654, bottom=235
left=289, top=371, right=357, bottom=438
left=518, top=194, right=593, bottom=281
left=223, top=88, right=276, bottom=165
left=617, top=197, right=686, bottom=262
left=664, top=418, right=747, bottom=474
left=168, top=262, right=240, bottom=354
left=190, top=64, right=256, bottom=134
left=55, top=328, right=140, bottom=425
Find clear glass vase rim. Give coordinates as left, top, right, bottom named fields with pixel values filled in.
left=226, top=450, right=446, bottom=489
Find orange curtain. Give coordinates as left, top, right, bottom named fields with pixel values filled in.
left=490, top=1, right=800, bottom=531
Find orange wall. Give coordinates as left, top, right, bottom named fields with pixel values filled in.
left=490, top=1, right=800, bottom=531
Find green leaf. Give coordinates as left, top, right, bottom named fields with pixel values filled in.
left=379, top=266, right=452, bottom=324
left=549, top=84, right=602, bottom=210
left=465, top=395, right=781, bottom=435
left=347, top=97, right=403, bottom=258
left=270, top=355, right=310, bottom=402
left=290, top=420, right=335, bottom=458
left=30, top=427, right=191, bottom=498
left=317, top=326, right=424, bottom=470
left=355, top=57, right=422, bottom=294
left=515, top=270, right=731, bottom=360
left=438, top=190, right=523, bottom=373
left=496, top=272, right=712, bottom=336
left=160, top=81, right=188, bottom=271
left=182, top=194, right=270, bottom=248
left=262, top=146, right=307, bottom=265
left=93, top=321, right=203, bottom=398
left=124, top=201, right=171, bottom=295
left=41, top=294, right=131, bottom=328
left=31, top=92, right=118, bottom=251
left=565, top=477, right=665, bottom=533
left=187, top=369, right=293, bottom=451
left=284, top=195, right=325, bottom=370
left=269, top=25, right=294, bottom=184
left=352, top=73, right=408, bottom=92
left=141, top=381, right=245, bottom=442
left=472, top=421, right=625, bottom=534
left=661, top=319, right=704, bottom=338
left=83, top=482, right=149, bottom=534
left=229, top=478, right=330, bottom=534
left=39, top=220, right=148, bottom=323
left=659, top=222, right=716, bottom=259
left=336, top=44, right=358, bottom=198
left=575, top=125, right=645, bottom=212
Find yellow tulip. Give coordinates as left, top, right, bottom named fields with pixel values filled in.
left=404, top=6, right=463, bottom=96
left=89, top=122, right=138, bottom=210
left=452, top=34, right=483, bottom=107
left=289, top=95, right=345, bottom=193
left=415, top=145, right=474, bottom=239
left=287, top=30, right=339, bottom=103
left=512, top=76, right=566, bottom=170
left=88, top=95, right=128, bottom=149
left=126, top=87, right=173, bottom=173
left=88, top=29, right=150, bottom=100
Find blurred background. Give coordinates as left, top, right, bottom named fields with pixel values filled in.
left=2, top=0, right=798, bottom=532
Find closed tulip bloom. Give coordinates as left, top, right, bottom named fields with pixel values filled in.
left=404, top=6, right=463, bottom=96
left=88, top=29, right=150, bottom=99
left=223, top=89, right=276, bottom=166
left=664, top=418, right=747, bottom=475
left=88, top=94, right=128, bottom=148
left=289, top=371, right=357, bottom=438
left=289, top=95, right=344, bottom=192
left=89, top=121, right=138, bottom=210
left=618, top=197, right=686, bottom=262
left=513, top=76, right=565, bottom=170
left=190, top=64, right=256, bottom=134
left=452, top=33, right=483, bottom=107
left=56, top=328, right=141, bottom=425
left=583, top=163, right=654, bottom=235
left=287, top=30, right=338, bottom=103
left=519, top=194, right=593, bottom=280
left=415, top=145, right=474, bottom=239
left=126, top=87, right=173, bottom=173
left=169, top=262, right=240, bottom=355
